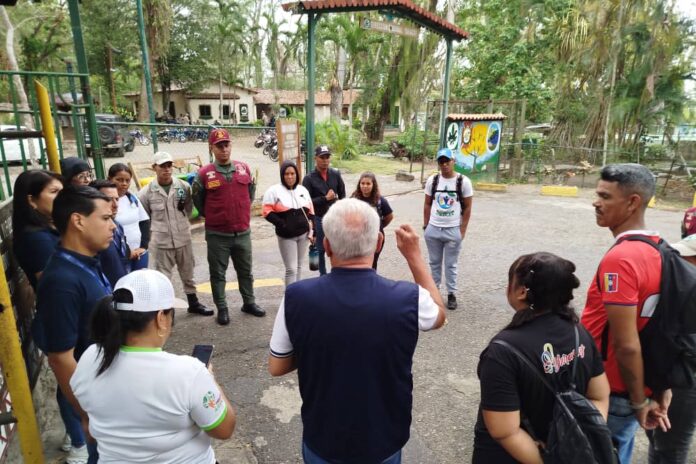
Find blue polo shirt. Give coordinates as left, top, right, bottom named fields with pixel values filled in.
left=99, top=222, right=130, bottom=288
left=13, top=227, right=60, bottom=289
left=34, top=247, right=111, bottom=359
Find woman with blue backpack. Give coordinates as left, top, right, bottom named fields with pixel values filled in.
left=473, top=252, right=613, bottom=464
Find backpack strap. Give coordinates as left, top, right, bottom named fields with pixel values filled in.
left=429, top=174, right=440, bottom=205
left=456, top=174, right=464, bottom=216
left=492, top=325, right=582, bottom=394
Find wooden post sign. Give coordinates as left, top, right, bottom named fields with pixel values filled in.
left=277, top=119, right=302, bottom=177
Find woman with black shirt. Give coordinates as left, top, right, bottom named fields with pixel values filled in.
left=473, top=252, right=610, bottom=464
left=12, top=170, right=63, bottom=289
left=351, top=172, right=393, bottom=269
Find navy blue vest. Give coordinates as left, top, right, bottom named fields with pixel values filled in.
left=285, top=267, right=419, bottom=463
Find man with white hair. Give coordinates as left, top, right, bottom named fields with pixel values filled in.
left=268, top=198, right=446, bottom=464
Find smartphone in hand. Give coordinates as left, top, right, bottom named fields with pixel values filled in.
left=192, top=344, right=214, bottom=367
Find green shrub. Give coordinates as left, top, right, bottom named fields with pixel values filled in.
left=396, top=125, right=439, bottom=160
left=315, top=119, right=361, bottom=160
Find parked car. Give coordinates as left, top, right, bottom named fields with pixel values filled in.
left=85, top=113, right=135, bottom=157
left=0, top=124, right=51, bottom=164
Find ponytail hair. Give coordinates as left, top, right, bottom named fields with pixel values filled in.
left=504, top=252, right=580, bottom=330
left=90, top=289, right=171, bottom=375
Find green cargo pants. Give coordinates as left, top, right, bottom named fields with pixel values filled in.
left=205, top=229, right=255, bottom=309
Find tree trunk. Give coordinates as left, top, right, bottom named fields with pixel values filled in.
left=330, top=46, right=346, bottom=120
left=1, top=6, right=38, bottom=165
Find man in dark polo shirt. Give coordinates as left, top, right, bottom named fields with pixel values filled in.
left=34, top=185, right=115, bottom=464
left=269, top=199, right=446, bottom=463
left=302, top=145, right=345, bottom=275
left=192, top=128, right=265, bottom=325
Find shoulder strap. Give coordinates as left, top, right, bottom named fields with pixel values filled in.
left=492, top=339, right=556, bottom=394
left=492, top=325, right=582, bottom=395
left=429, top=174, right=440, bottom=204
left=619, top=234, right=663, bottom=250
left=570, top=325, right=580, bottom=389
left=456, top=174, right=464, bottom=215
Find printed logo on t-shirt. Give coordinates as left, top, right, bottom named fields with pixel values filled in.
left=604, top=273, right=619, bottom=293
left=435, top=191, right=457, bottom=217
left=541, top=342, right=587, bottom=375
left=202, top=390, right=224, bottom=412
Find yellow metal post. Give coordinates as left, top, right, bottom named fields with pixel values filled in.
left=0, top=259, right=44, bottom=463
left=34, top=80, right=61, bottom=173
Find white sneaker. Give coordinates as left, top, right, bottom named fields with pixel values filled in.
left=60, top=433, right=72, bottom=452
left=66, top=444, right=88, bottom=464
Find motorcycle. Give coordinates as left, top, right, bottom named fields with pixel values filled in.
left=262, top=133, right=279, bottom=162
left=129, top=128, right=151, bottom=146
left=254, top=128, right=274, bottom=149
left=157, top=129, right=171, bottom=143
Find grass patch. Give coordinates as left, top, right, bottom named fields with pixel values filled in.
left=332, top=154, right=418, bottom=175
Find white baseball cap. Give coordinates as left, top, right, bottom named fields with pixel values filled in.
left=113, top=270, right=187, bottom=312
left=671, top=235, right=696, bottom=257
left=153, top=151, right=174, bottom=165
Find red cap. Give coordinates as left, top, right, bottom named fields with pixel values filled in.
left=208, top=128, right=230, bottom=145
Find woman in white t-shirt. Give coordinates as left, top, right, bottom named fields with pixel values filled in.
left=71, top=270, right=235, bottom=464
left=108, top=163, right=150, bottom=270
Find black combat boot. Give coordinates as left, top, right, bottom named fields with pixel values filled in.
left=187, top=294, right=214, bottom=316
left=216, top=307, right=230, bottom=325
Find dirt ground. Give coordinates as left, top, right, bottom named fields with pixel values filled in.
left=37, top=137, right=695, bottom=463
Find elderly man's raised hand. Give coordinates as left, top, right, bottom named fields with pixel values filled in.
left=395, top=224, right=421, bottom=261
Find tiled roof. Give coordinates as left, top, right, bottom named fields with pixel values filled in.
left=447, top=113, right=507, bottom=121
left=253, top=89, right=361, bottom=106
left=187, top=93, right=241, bottom=99
left=282, top=0, right=468, bottom=41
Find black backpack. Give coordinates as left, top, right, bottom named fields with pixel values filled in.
left=600, top=236, right=696, bottom=391
left=493, top=326, right=618, bottom=464
left=429, top=174, right=465, bottom=215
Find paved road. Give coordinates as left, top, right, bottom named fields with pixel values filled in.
left=35, top=137, right=692, bottom=463
left=164, top=182, right=686, bottom=464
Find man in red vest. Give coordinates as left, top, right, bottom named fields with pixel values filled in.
left=193, top=128, right=265, bottom=325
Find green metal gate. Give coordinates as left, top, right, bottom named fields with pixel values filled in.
left=0, top=70, right=104, bottom=199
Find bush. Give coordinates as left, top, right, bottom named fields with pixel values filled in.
left=396, top=125, right=439, bottom=160
left=315, top=119, right=361, bottom=160
left=643, top=143, right=669, bottom=161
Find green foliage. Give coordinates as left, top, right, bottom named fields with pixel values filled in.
left=642, top=144, right=669, bottom=161
left=453, top=0, right=562, bottom=122
left=315, top=119, right=361, bottom=160
left=395, top=125, right=439, bottom=160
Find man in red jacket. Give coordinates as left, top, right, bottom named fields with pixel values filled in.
left=193, top=128, right=265, bottom=325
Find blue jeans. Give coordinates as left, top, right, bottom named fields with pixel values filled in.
left=607, top=395, right=640, bottom=464
left=56, top=388, right=99, bottom=463
left=647, top=386, right=696, bottom=464
left=302, top=442, right=401, bottom=464
left=424, top=225, right=462, bottom=294
left=56, top=387, right=85, bottom=448
left=313, top=217, right=327, bottom=275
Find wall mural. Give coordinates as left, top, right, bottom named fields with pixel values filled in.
left=444, top=116, right=504, bottom=178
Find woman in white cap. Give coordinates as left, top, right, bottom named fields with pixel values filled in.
left=70, top=270, right=235, bottom=463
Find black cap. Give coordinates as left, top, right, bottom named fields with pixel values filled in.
left=315, top=145, right=331, bottom=157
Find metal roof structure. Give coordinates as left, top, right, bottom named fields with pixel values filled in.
left=281, top=0, right=469, bottom=171
left=281, top=0, right=469, bottom=41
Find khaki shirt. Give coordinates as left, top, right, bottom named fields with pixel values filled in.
left=138, top=177, right=193, bottom=249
